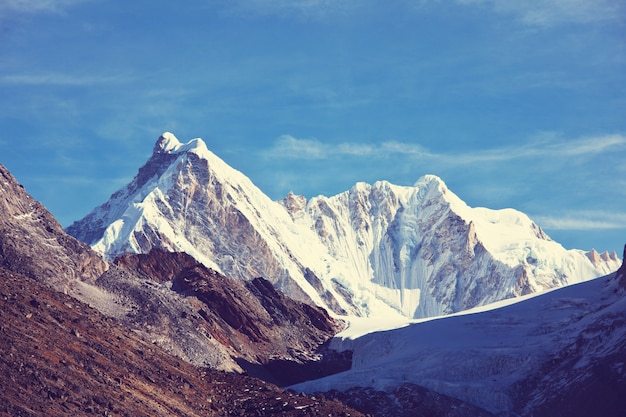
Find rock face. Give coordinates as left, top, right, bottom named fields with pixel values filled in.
left=0, top=266, right=366, bottom=417
left=0, top=164, right=108, bottom=291
left=67, top=133, right=621, bottom=319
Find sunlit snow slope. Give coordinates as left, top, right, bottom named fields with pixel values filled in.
left=67, top=133, right=621, bottom=319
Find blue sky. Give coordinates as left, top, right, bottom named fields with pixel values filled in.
left=1, top=0, right=625, bottom=254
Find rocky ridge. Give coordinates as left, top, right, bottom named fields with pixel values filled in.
left=0, top=164, right=107, bottom=291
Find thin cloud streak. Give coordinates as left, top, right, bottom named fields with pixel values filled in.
left=0, top=73, right=131, bottom=86
left=266, top=133, right=626, bottom=163
left=223, top=0, right=362, bottom=19
left=441, top=134, right=626, bottom=164
left=269, top=135, right=328, bottom=159
left=265, top=135, right=434, bottom=160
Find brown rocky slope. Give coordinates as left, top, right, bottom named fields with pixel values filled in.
left=0, top=265, right=366, bottom=417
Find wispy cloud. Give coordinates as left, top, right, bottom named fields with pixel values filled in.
left=441, top=133, right=626, bottom=164
left=269, top=135, right=328, bottom=159
left=265, top=133, right=626, bottom=163
left=380, top=141, right=433, bottom=157
left=0, top=0, right=91, bottom=15
left=553, top=134, right=626, bottom=156
left=265, top=135, right=434, bottom=160
left=455, top=0, right=623, bottom=26
left=0, top=73, right=130, bottom=86
left=533, top=211, right=626, bottom=231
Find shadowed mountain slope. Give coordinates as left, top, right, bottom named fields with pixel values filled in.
left=113, top=249, right=348, bottom=385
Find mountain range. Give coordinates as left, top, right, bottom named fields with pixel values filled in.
left=1, top=159, right=492, bottom=416
left=67, top=133, right=620, bottom=323
left=2, top=132, right=625, bottom=416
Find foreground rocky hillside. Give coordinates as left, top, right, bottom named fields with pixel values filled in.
left=0, top=266, right=365, bottom=417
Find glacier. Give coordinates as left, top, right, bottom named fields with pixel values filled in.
left=66, top=133, right=621, bottom=321
left=290, top=266, right=626, bottom=415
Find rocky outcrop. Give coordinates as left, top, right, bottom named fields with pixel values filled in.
left=113, top=249, right=348, bottom=384
left=115, top=249, right=199, bottom=282
left=586, top=248, right=621, bottom=275
left=0, top=164, right=108, bottom=291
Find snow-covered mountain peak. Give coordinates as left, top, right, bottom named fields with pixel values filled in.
left=413, top=173, right=446, bottom=189
left=155, top=131, right=181, bottom=153
left=150, top=133, right=258, bottom=192
left=411, top=174, right=449, bottom=198
left=404, top=175, right=556, bottom=269
left=67, top=133, right=621, bottom=321
left=154, top=132, right=212, bottom=159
